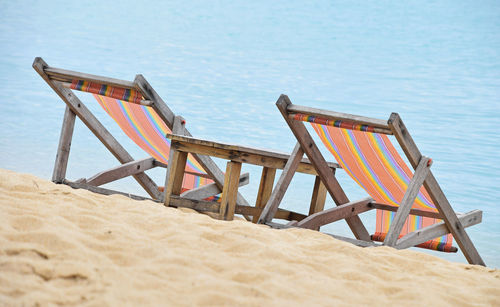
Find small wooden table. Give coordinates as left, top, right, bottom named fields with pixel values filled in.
left=163, top=133, right=340, bottom=221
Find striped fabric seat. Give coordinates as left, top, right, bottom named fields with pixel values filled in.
left=70, top=80, right=214, bottom=194
left=297, top=114, right=453, bottom=252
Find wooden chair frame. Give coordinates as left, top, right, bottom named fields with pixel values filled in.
left=258, top=94, right=484, bottom=266
left=32, top=57, right=251, bottom=206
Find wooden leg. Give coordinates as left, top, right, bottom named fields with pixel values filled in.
left=52, top=106, right=76, bottom=183
left=219, top=161, right=242, bottom=220
left=308, top=176, right=328, bottom=230
left=384, top=156, right=432, bottom=246
left=163, top=148, right=188, bottom=207
left=252, top=167, right=277, bottom=223
left=257, top=143, right=304, bottom=224
left=86, top=157, right=156, bottom=186
left=389, top=113, right=485, bottom=265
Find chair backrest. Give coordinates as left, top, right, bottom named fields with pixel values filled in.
left=292, top=112, right=453, bottom=252
left=69, top=79, right=213, bottom=189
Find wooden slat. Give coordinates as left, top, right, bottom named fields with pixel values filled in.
left=163, top=149, right=188, bottom=206
left=383, top=156, right=432, bottom=246
left=266, top=222, right=380, bottom=248
left=276, top=95, right=371, bottom=241
left=180, top=172, right=249, bottom=200
left=388, top=113, right=485, bottom=266
left=252, top=167, right=277, bottom=222
left=308, top=176, right=328, bottom=231
left=86, top=157, right=156, bottom=186
left=395, top=210, right=482, bottom=250
left=33, top=58, right=161, bottom=200
left=287, top=104, right=392, bottom=133
left=168, top=134, right=339, bottom=175
left=218, top=161, right=242, bottom=220
left=297, top=197, right=374, bottom=230
left=44, top=65, right=137, bottom=90
left=169, top=195, right=307, bottom=221
left=257, top=143, right=304, bottom=224
left=52, top=106, right=76, bottom=183
left=371, top=203, right=443, bottom=219
left=63, top=180, right=153, bottom=201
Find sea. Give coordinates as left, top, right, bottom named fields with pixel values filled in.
left=0, top=0, right=499, bottom=267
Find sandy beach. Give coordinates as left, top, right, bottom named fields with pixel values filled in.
left=0, top=168, right=498, bottom=306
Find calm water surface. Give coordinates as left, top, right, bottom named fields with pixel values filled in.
left=1, top=1, right=499, bottom=267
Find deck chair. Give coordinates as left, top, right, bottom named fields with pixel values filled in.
left=258, top=94, right=485, bottom=266
left=32, top=57, right=250, bottom=211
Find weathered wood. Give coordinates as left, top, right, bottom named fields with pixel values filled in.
left=168, top=134, right=339, bottom=175
left=287, top=104, right=392, bottom=134
left=181, top=172, right=249, bottom=200
left=63, top=180, right=153, bottom=201
left=297, top=197, right=374, bottom=230
left=384, top=156, right=432, bottom=246
left=163, top=148, right=188, bottom=207
left=266, top=222, right=380, bottom=248
left=86, top=157, right=156, bottom=186
left=218, top=161, right=242, bottom=220
left=52, top=106, right=76, bottom=183
left=33, top=58, right=160, bottom=200
left=308, top=176, right=328, bottom=230
left=252, top=167, right=277, bottom=223
left=276, top=95, right=371, bottom=241
left=257, top=143, right=304, bottom=224
left=371, top=203, right=443, bottom=219
left=44, top=66, right=137, bottom=90
left=388, top=113, right=485, bottom=266
left=395, top=210, right=482, bottom=250
left=169, top=195, right=307, bottom=221
left=286, top=220, right=299, bottom=227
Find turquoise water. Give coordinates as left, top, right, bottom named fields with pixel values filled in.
left=1, top=1, right=499, bottom=267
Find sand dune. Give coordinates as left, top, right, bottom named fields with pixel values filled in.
left=0, top=169, right=498, bottom=306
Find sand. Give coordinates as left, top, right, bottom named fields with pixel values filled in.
left=0, top=169, right=499, bottom=306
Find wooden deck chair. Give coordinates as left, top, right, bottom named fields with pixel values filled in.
left=259, top=94, right=485, bottom=266
left=32, top=57, right=250, bottom=211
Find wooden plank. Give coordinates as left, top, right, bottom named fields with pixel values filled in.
left=168, top=134, right=339, bottom=175
left=44, top=65, right=137, bottom=90
left=252, top=167, right=277, bottom=223
left=395, top=210, right=482, bottom=250
left=218, top=161, right=242, bottom=220
left=63, top=180, right=153, bottom=201
left=163, top=148, right=188, bottom=207
left=266, top=222, right=380, bottom=248
left=388, top=113, right=485, bottom=266
left=86, top=157, right=156, bottom=186
left=181, top=172, right=249, bottom=200
left=383, top=156, right=432, bottom=246
left=371, top=203, right=443, bottom=219
left=297, top=197, right=374, bottom=230
left=287, top=104, right=392, bottom=133
left=33, top=58, right=161, bottom=200
left=276, top=95, right=371, bottom=241
left=257, top=143, right=304, bottom=224
left=168, top=195, right=307, bottom=221
left=52, top=106, right=76, bottom=183
left=308, top=176, right=328, bottom=230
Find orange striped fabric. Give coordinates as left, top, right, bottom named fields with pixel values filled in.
left=308, top=122, right=453, bottom=252
left=92, top=94, right=216, bottom=198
